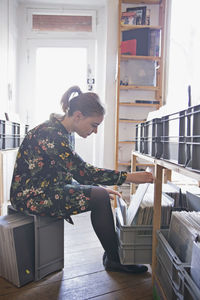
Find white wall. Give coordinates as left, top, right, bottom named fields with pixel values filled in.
left=0, top=0, right=119, bottom=170
left=0, top=0, right=18, bottom=115
left=102, top=0, right=119, bottom=169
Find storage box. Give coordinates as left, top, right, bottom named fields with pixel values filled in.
left=7, top=206, right=64, bottom=283
left=161, top=110, right=187, bottom=166
left=186, top=104, right=200, bottom=172
left=135, top=123, right=145, bottom=153
left=116, top=214, right=153, bottom=245
left=116, top=208, right=152, bottom=265
left=179, top=267, right=200, bottom=300
left=119, top=243, right=152, bottom=264
left=0, top=214, right=35, bottom=287
left=144, top=118, right=163, bottom=158
left=156, top=230, right=189, bottom=290
left=156, top=252, right=181, bottom=300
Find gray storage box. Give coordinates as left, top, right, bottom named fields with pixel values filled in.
left=119, top=243, right=152, bottom=265
left=144, top=118, right=163, bottom=158
left=156, top=252, right=181, bottom=300
left=116, top=216, right=153, bottom=245
left=161, top=110, right=187, bottom=166
left=156, top=230, right=189, bottom=290
left=7, top=206, right=64, bottom=282
left=116, top=208, right=152, bottom=265
left=179, top=267, right=200, bottom=300
left=135, top=123, right=145, bottom=153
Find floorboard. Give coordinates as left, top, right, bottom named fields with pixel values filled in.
left=0, top=212, right=153, bottom=300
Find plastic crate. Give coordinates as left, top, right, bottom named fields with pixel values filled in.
left=156, top=252, right=181, bottom=300
left=116, top=212, right=153, bottom=245
left=161, top=110, right=187, bottom=166
left=135, top=123, right=145, bottom=153
left=179, top=267, right=200, bottom=300
left=119, top=243, right=152, bottom=264
left=135, top=124, right=139, bottom=151
left=144, top=118, right=163, bottom=158
left=0, top=214, right=35, bottom=287
left=185, top=104, right=200, bottom=172
left=156, top=230, right=189, bottom=290
left=116, top=209, right=152, bottom=264
left=7, top=205, right=64, bottom=282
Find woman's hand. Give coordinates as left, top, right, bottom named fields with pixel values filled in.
left=125, top=171, right=154, bottom=184
left=102, top=186, right=121, bottom=200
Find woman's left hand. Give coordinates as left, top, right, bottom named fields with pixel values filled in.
left=102, top=186, right=121, bottom=200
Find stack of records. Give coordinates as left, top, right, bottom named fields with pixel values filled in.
left=135, top=192, right=174, bottom=227
left=168, top=211, right=200, bottom=263
left=132, top=183, right=179, bottom=227
left=0, top=214, right=35, bottom=287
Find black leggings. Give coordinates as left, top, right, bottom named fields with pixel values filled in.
left=89, top=186, right=120, bottom=262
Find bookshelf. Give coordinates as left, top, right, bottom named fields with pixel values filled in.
left=115, top=0, right=167, bottom=191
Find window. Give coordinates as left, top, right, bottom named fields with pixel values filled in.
left=166, top=0, right=200, bottom=110
left=32, top=14, right=92, bottom=32
left=26, top=9, right=96, bottom=37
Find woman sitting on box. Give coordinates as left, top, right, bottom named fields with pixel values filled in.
left=10, top=86, right=153, bottom=274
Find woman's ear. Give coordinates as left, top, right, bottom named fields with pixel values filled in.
left=73, top=111, right=84, bottom=121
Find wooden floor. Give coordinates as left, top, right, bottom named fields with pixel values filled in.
left=0, top=212, right=153, bottom=300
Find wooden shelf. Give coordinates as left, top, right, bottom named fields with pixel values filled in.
left=122, top=0, right=161, bottom=4
left=120, top=85, right=159, bottom=91
left=119, top=119, right=144, bottom=123
left=118, top=162, right=131, bottom=166
left=131, top=151, right=200, bottom=287
left=118, top=140, right=135, bottom=143
left=121, top=24, right=162, bottom=31
left=132, top=151, right=200, bottom=182
left=119, top=102, right=160, bottom=107
left=121, top=54, right=161, bottom=61
left=136, top=163, right=154, bottom=166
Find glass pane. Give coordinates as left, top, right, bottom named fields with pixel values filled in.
left=32, top=14, right=92, bottom=32
left=35, top=47, right=87, bottom=125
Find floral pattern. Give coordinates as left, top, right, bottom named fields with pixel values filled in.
left=10, top=114, right=127, bottom=223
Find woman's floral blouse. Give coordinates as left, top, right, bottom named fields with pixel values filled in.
left=10, top=115, right=127, bottom=223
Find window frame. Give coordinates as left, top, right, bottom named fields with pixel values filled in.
left=25, top=8, right=97, bottom=38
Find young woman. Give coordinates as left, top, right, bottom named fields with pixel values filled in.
left=10, top=86, right=153, bottom=274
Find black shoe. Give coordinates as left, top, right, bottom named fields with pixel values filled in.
left=103, top=252, right=148, bottom=274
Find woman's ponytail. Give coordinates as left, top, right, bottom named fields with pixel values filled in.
left=60, top=85, right=105, bottom=117
left=60, top=86, right=82, bottom=114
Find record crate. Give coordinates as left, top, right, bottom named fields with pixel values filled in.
left=161, top=110, right=187, bottom=166
left=178, top=266, right=200, bottom=300
left=0, top=120, right=15, bottom=149
left=185, top=104, right=200, bottom=172
left=135, top=123, right=145, bottom=154
left=116, top=208, right=153, bottom=265
left=7, top=205, right=64, bottom=285
left=156, top=229, right=191, bottom=299
left=143, top=118, right=163, bottom=158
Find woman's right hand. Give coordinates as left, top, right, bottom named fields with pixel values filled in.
left=125, top=171, right=154, bottom=184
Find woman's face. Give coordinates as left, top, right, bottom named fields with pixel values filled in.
left=74, top=112, right=104, bottom=138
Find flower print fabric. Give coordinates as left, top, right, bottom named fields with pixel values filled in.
left=10, top=114, right=127, bottom=223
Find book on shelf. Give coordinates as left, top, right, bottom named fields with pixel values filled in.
left=148, top=29, right=161, bottom=57
left=126, top=6, right=146, bottom=25
left=121, top=39, right=137, bottom=55
left=122, top=28, right=161, bottom=57
left=135, top=100, right=160, bottom=104
left=121, top=11, right=137, bottom=25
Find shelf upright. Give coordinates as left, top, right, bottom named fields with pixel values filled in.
left=115, top=0, right=167, bottom=177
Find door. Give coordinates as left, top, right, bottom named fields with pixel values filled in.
left=19, top=39, right=96, bottom=164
